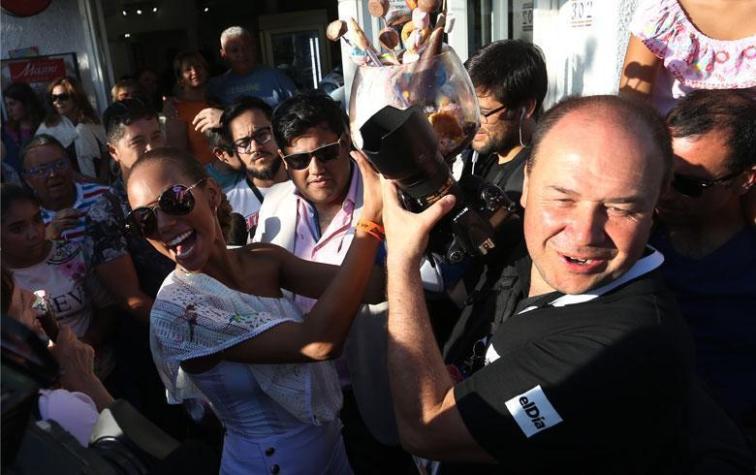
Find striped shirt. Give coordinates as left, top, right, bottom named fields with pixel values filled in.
left=41, top=182, right=112, bottom=244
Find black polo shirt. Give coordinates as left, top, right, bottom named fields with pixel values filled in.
left=453, top=251, right=696, bottom=474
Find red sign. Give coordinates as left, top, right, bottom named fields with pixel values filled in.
left=8, top=58, right=66, bottom=83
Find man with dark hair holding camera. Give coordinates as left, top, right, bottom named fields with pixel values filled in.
left=653, top=89, right=756, bottom=439
left=252, top=91, right=414, bottom=473
left=461, top=39, right=547, bottom=206
left=380, top=95, right=752, bottom=474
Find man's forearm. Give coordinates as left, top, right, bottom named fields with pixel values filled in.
left=386, top=257, right=456, bottom=445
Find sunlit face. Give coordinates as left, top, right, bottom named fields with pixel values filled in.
left=180, top=60, right=208, bottom=89
left=656, top=129, right=754, bottom=225
left=4, top=97, right=27, bottom=122
left=228, top=109, right=280, bottom=180
left=521, top=111, right=664, bottom=296
left=22, top=144, right=75, bottom=204
left=51, top=84, right=75, bottom=117
left=1, top=199, right=49, bottom=267
left=221, top=34, right=256, bottom=74
left=472, top=89, right=518, bottom=156
left=281, top=125, right=351, bottom=208
left=108, top=117, right=165, bottom=178
left=127, top=161, right=220, bottom=273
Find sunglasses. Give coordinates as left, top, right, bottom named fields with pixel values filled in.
left=281, top=137, right=345, bottom=170
left=125, top=178, right=206, bottom=237
left=23, top=158, right=69, bottom=177
left=50, top=93, right=71, bottom=103
left=233, top=127, right=273, bottom=154
left=670, top=170, right=741, bottom=198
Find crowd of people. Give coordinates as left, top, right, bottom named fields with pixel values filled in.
left=2, top=8, right=755, bottom=474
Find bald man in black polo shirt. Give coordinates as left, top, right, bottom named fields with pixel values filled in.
left=380, top=95, right=752, bottom=474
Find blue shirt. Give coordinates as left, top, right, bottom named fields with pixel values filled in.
left=651, top=227, right=756, bottom=424
left=207, top=66, right=297, bottom=107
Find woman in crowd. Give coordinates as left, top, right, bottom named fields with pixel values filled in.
left=36, top=76, right=108, bottom=180
left=126, top=147, right=383, bottom=473
left=2, top=82, right=45, bottom=174
left=1, top=184, right=117, bottom=377
left=163, top=51, right=215, bottom=166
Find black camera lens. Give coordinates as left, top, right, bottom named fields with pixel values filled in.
left=360, top=105, right=498, bottom=262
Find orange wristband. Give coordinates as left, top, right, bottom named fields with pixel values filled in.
left=355, top=218, right=385, bottom=241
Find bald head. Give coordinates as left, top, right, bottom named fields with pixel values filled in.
left=528, top=95, right=672, bottom=190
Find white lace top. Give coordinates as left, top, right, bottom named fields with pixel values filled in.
left=150, top=270, right=342, bottom=425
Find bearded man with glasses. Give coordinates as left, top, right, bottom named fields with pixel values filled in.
left=458, top=40, right=547, bottom=209
left=652, top=89, right=756, bottom=437
left=218, top=96, right=288, bottom=236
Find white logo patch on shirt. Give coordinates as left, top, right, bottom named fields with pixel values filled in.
left=505, top=385, right=563, bottom=438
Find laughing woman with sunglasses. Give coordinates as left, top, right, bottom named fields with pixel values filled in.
left=126, top=147, right=384, bottom=474
left=36, top=77, right=107, bottom=180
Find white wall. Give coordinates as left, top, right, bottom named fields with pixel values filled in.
left=533, top=0, right=638, bottom=108
left=1, top=0, right=110, bottom=113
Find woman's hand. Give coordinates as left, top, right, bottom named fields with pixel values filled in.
left=352, top=150, right=383, bottom=224
left=49, top=324, right=96, bottom=388
left=46, top=208, right=84, bottom=240
left=381, top=178, right=455, bottom=268
left=49, top=324, right=114, bottom=411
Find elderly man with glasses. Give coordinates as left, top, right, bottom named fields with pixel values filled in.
left=218, top=96, right=289, bottom=235
left=652, top=89, right=756, bottom=437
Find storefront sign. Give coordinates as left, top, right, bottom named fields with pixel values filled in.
left=1, top=53, right=80, bottom=101
left=8, top=57, right=66, bottom=83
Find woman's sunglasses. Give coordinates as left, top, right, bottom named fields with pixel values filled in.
left=50, top=93, right=71, bottom=103
left=126, top=178, right=206, bottom=237
left=670, top=170, right=740, bottom=198
left=281, top=137, right=345, bottom=170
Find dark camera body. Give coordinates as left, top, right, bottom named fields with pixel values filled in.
left=360, top=105, right=516, bottom=263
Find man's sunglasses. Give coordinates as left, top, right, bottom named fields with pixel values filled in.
left=23, top=158, right=69, bottom=177
left=50, top=93, right=71, bottom=103
left=670, top=170, right=741, bottom=198
left=281, top=137, right=345, bottom=170
left=233, top=127, right=273, bottom=154
left=125, top=178, right=206, bottom=237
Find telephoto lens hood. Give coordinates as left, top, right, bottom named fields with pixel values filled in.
left=360, top=105, right=496, bottom=262
left=360, top=105, right=453, bottom=204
